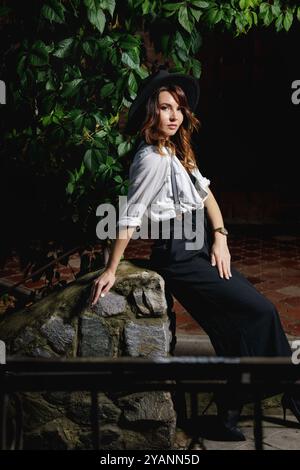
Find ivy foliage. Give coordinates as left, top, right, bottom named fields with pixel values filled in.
left=1, top=0, right=299, bottom=240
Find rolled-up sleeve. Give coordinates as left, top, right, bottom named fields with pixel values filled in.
left=193, top=167, right=210, bottom=201
left=117, top=150, right=167, bottom=230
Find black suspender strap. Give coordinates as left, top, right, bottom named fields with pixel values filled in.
left=170, top=156, right=182, bottom=219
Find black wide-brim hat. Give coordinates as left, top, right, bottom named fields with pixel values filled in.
left=124, top=66, right=200, bottom=135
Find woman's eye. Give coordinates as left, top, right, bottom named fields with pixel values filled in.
left=161, top=106, right=182, bottom=111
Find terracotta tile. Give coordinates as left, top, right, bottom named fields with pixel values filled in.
left=260, top=269, right=283, bottom=279
left=281, top=320, right=300, bottom=336
left=243, top=252, right=260, bottom=258
left=276, top=285, right=300, bottom=297
left=242, top=259, right=260, bottom=266
left=283, top=305, right=300, bottom=321
left=260, top=280, right=291, bottom=291
left=281, top=268, right=300, bottom=278
left=282, top=297, right=300, bottom=308
left=245, top=276, right=264, bottom=285
left=261, top=256, right=279, bottom=263
left=264, top=291, right=294, bottom=303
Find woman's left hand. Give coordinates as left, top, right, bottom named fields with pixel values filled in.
left=210, top=237, right=232, bottom=280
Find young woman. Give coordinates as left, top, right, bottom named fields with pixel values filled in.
left=90, top=66, right=299, bottom=441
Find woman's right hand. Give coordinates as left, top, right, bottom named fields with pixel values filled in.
left=90, top=269, right=116, bottom=306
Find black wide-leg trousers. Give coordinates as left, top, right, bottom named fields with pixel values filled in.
left=149, top=210, right=292, bottom=407
left=149, top=210, right=292, bottom=360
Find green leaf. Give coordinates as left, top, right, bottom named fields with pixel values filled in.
left=190, top=30, right=202, bottom=54
left=41, top=114, right=52, bottom=127
left=297, top=6, right=300, bottom=22
left=252, top=11, right=258, bottom=26
left=191, top=58, right=202, bottom=79
left=177, top=47, right=189, bottom=62
left=100, top=82, right=115, bottom=98
left=275, top=13, right=283, bottom=32
left=128, top=71, right=138, bottom=95
left=119, top=35, right=141, bottom=50
left=175, top=31, right=189, bottom=52
left=68, top=109, right=85, bottom=130
left=84, top=0, right=100, bottom=10
left=178, top=6, right=192, bottom=33
left=271, top=4, right=281, bottom=17
left=83, top=39, right=99, bottom=57
left=204, top=7, right=223, bottom=25
left=61, top=79, right=83, bottom=98
left=117, top=141, right=131, bottom=157
left=84, top=148, right=101, bottom=173
left=259, top=3, right=269, bottom=15
left=283, top=11, right=293, bottom=32
left=53, top=38, right=74, bottom=58
left=162, top=2, right=184, bottom=11
left=259, top=4, right=273, bottom=27
left=121, top=49, right=140, bottom=70
left=244, top=10, right=253, bottom=28
left=190, top=0, right=209, bottom=7
left=41, top=0, right=66, bottom=24
left=66, top=181, right=75, bottom=195
left=16, top=55, right=27, bottom=77
left=36, top=70, right=48, bottom=83
left=87, top=8, right=106, bottom=34
left=190, top=8, right=202, bottom=22
left=135, top=66, right=149, bottom=80
left=29, top=40, right=49, bottom=66
left=141, top=0, right=151, bottom=15
left=113, top=175, right=123, bottom=183
left=100, top=0, right=116, bottom=17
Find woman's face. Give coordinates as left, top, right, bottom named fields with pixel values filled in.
left=158, top=90, right=184, bottom=140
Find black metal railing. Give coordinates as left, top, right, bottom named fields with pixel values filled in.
left=1, top=356, right=300, bottom=450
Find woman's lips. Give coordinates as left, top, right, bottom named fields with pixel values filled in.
left=168, top=125, right=177, bottom=129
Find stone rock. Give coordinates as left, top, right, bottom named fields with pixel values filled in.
left=0, top=261, right=177, bottom=450
left=132, top=287, right=167, bottom=317
left=124, top=320, right=171, bottom=357
left=24, top=417, right=81, bottom=450
left=12, top=327, right=57, bottom=358
left=80, top=315, right=120, bottom=357
left=78, top=424, right=124, bottom=450
left=122, top=424, right=176, bottom=450
left=66, top=391, right=121, bottom=426
left=40, top=315, right=75, bottom=354
left=12, top=326, right=36, bottom=351
left=31, top=346, right=57, bottom=358
left=22, top=393, right=64, bottom=432
left=118, top=391, right=176, bottom=424
left=90, top=291, right=127, bottom=317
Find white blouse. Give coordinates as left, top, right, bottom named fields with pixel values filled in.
left=117, top=140, right=210, bottom=230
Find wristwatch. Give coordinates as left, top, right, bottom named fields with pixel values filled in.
left=213, top=227, right=229, bottom=236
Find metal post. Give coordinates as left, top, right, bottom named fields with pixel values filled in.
left=91, top=390, right=100, bottom=450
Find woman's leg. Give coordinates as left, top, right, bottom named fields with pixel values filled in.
left=157, top=255, right=292, bottom=411
left=160, top=255, right=292, bottom=359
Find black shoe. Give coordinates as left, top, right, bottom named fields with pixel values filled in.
left=217, top=406, right=246, bottom=441
left=281, top=392, right=300, bottom=423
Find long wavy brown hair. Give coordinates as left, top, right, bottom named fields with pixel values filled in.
left=138, top=83, right=201, bottom=172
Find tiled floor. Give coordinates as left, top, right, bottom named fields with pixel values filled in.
left=1, top=226, right=299, bottom=337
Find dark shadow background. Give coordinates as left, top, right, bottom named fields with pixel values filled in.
left=193, top=25, right=300, bottom=226
left=1, top=19, right=300, bottom=261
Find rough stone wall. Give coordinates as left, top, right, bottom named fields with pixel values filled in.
left=0, top=261, right=177, bottom=449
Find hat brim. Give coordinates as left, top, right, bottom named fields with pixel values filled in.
left=124, top=73, right=200, bottom=135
